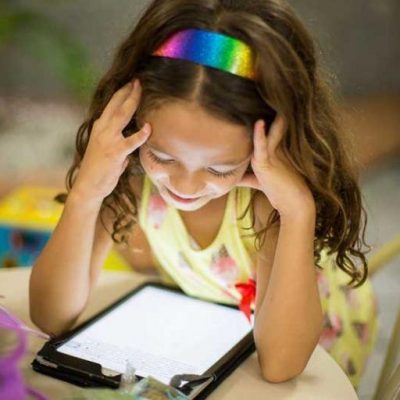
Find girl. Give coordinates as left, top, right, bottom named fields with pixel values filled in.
left=29, top=0, right=378, bottom=389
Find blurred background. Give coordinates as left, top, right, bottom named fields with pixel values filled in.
left=0, top=1, right=399, bottom=398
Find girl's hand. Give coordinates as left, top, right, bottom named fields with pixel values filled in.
left=72, top=79, right=151, bottom=205
left=237, top=115, right=315, bottom=220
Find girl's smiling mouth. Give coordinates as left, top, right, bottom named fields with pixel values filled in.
left=166, top=188, right=203, bottom=203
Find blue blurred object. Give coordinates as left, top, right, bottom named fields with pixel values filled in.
left=0, top=186, right=63, bottom=269
left=0, top=226, right=51, bottom=268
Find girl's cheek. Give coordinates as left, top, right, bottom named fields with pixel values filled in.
left=208, top=176, right=238, bottom=195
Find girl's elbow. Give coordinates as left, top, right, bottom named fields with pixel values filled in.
left=257, top=349, right=309, bottom=383
left=29, top=303, right=77, bottom=338
left=30, top=309, right=61, bottom=337
left=260, top=361, right=306, bottom=383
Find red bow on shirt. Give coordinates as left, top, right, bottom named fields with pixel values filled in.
left=234, top=278, right=256, bottom=323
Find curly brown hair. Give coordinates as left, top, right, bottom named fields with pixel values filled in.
left=57, top=0, right=369, bottom=287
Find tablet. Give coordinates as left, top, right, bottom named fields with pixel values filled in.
left=32, top=282, right=255, bottom=398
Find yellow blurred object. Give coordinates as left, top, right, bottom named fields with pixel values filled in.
left=0, top=186, right=63, bottom=230
left=103, top=246, right=132, bottom=271
left=0, top=185, right=130, bottom=271
left=368, top=235, right=400, bottom=276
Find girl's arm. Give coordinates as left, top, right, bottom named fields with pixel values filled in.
left=30, top=80, right=151, bottom=336
left=252, top=193, right=323, bottom=383
left=237, top=116, right=323, bottom=383
left=29, top=192, right=113, bottom=337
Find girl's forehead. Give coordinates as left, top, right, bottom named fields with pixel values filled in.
left=143, top=101, right=252, bottom=161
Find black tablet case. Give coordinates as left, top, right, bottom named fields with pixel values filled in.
left=32, top=281, right=256, bottom=399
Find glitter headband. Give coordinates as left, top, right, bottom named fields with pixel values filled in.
left=151, top=28, right=256, bottom=80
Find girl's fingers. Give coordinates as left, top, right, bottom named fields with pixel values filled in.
left=100, top=81, right=135, bottom=123
left=121, top=158, right=130, bottom=173
left=253, top=119, right=269, bottom=163
left=109, top=80, right=143, bottom=132
left=266, top=114, right=286, bottom=155
left=123, top=122, right=152, bottom=154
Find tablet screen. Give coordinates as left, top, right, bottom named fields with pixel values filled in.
left=57, top=285, right=253, bottom=384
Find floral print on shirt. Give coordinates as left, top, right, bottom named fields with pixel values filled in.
left=148, top=193, right=167, bottom=229
left=319, top=312, right=343, bottom=351
left=317, top=269, right=331, bottom=298
left=316, top=264, right=378, bottom=389
left=209, top=245, right=239, bottom=286
left=340, top=284, right=360, bottom=309
left=352, top=321, right=370, bottom=345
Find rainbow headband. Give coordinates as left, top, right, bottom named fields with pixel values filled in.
left=151, top=28, right=256, bottom=80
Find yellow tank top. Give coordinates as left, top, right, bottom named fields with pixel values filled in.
left=138, top=174, right=257, bottom=307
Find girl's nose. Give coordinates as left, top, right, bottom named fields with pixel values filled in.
left=169, top=171, right=205, bottom=198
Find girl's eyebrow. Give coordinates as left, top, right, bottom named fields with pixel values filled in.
left=147, top=143, right=250, bottom=167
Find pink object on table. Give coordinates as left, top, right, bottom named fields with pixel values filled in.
left=0, top=302, right=48, bottom=400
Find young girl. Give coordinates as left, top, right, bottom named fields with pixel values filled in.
left=29, top=0, right=378, bottom=389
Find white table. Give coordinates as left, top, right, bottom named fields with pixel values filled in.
left=0, top=268, right=358, bottom=399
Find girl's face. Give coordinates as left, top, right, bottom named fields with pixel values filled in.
left=139, top=101, right=253, bottom=212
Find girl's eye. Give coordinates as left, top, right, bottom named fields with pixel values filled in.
left=147, top=150, right=174, bottom=164
left=208, top=168, right=237, bottom=179
left=147, top=149, right=237, bottom=179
